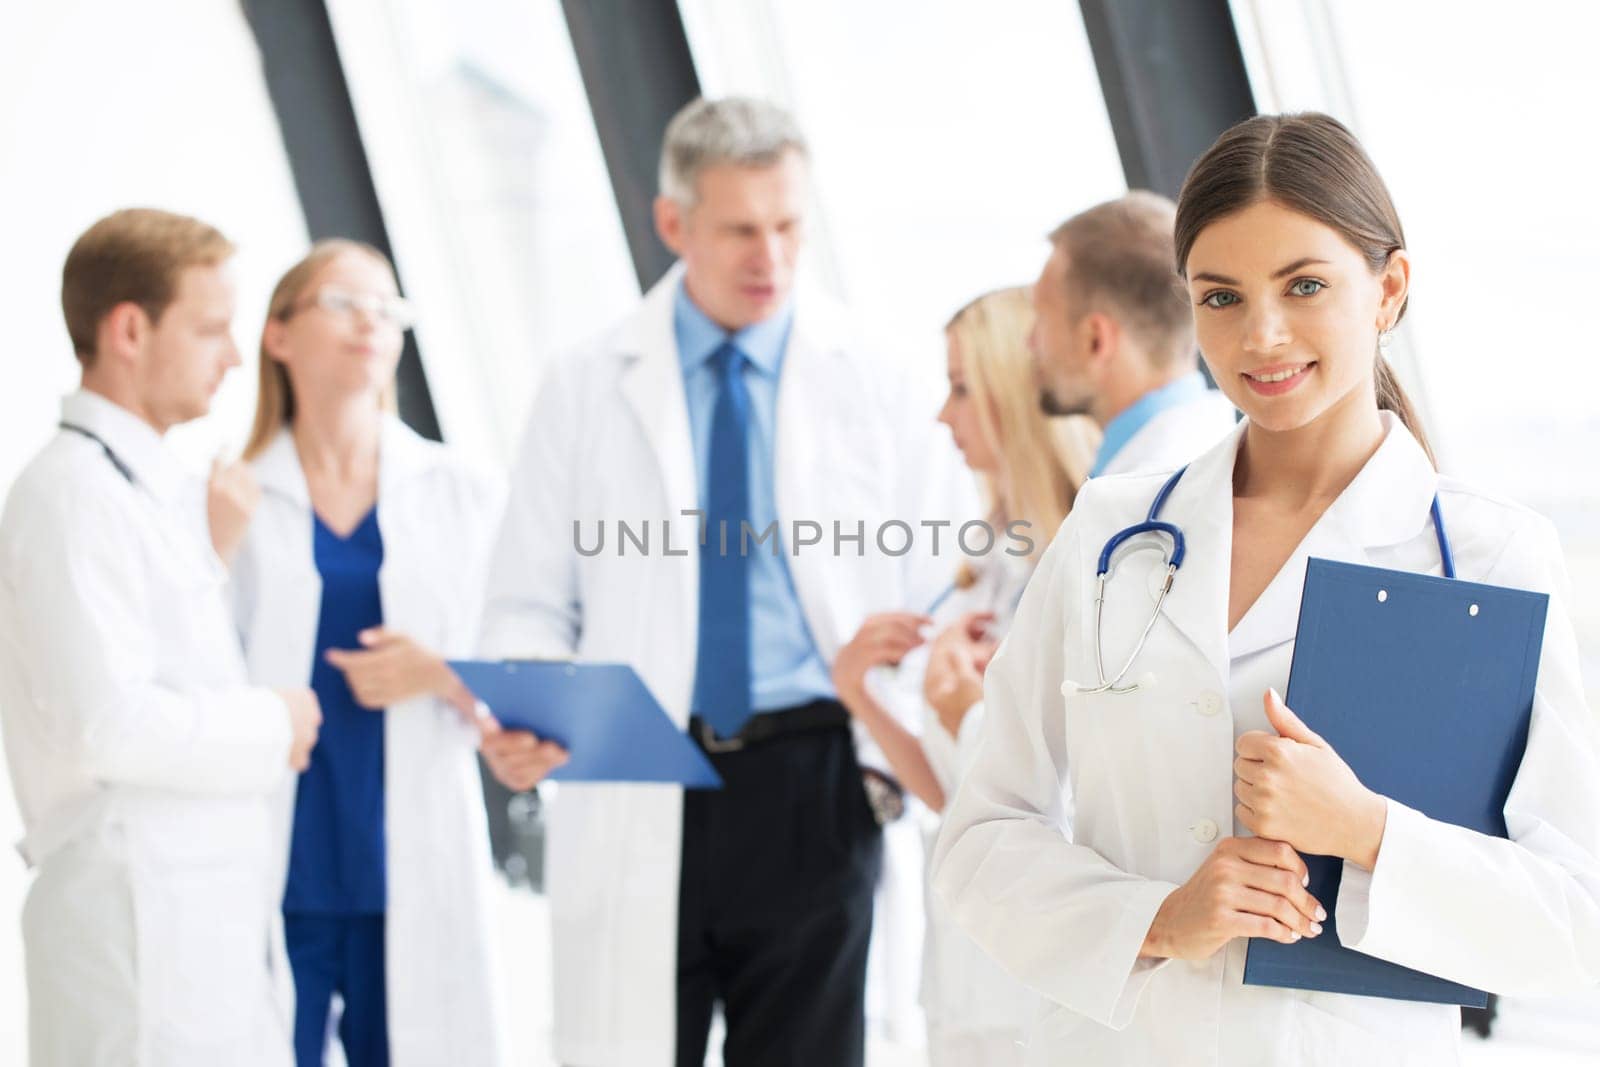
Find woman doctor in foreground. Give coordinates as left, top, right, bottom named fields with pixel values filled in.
left=931, top=112, right=1600, bottom=1066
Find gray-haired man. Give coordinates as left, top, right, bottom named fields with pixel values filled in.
left=481, top=98, right=960, bottom=1066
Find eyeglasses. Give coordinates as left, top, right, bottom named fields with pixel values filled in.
left=290, top=286, right=417, bottom=330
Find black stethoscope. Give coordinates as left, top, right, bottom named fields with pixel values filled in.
left=1078, top=465, right=1458, bottom=695
left=59, top=421, right=136, bottom=484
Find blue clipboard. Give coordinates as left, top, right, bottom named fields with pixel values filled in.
left=1242, top=558, right=1548, bottom=1006
left=450, top=660, right=722, bottom=789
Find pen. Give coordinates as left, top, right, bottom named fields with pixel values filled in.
left=925, top=580, right=958, bottom=616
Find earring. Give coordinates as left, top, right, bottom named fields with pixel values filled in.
left=1377, top=327, right=1394, bottom=356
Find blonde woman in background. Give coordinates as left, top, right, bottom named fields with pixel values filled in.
left=832, top=286, right=1098, bottom=1066
left=225, top=240, right=556, bottom=1066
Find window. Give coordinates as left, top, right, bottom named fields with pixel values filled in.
left=679, top=0, right=1127, bottom=371
left=678, top=2, right=1128, bottom=1047
left=325, top=0, right=639, bottom=466
left=1234, top=0, right=1600, bottom=1052
left=1234, top=0, right=1600, bottom=707
left=0, top=3, right=311, bottom=1057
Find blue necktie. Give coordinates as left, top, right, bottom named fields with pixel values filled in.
left=692, top=341, right=753, bottom=737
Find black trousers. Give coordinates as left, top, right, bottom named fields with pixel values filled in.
left=676, top=709, right=883, bottom=1067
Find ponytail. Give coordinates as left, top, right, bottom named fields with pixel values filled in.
left=1374, top=356, right=1435, bottom=469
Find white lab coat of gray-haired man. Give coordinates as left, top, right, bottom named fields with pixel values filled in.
left=479, top=97, right=969, bottom=1067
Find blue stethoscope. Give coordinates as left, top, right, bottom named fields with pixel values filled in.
left=1080, top=465, right=1457, bottom=695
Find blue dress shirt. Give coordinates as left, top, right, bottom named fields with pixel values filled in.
left=1090, top=370, right=1211, bottom=477
left=674, top=281, right=836, bottom=713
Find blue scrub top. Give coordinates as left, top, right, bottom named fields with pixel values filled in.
left=284, top=507, right=387, bottom=915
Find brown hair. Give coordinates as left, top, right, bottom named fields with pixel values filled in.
left=1173, top=112, right=1434, bottom=465
left=244, top=239, right=398, bottom=460
left=1048, top=191, right=1196, bottom=370
left=61, top=208, right=235, bottom=365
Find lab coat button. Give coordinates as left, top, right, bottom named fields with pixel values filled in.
left=1191, top=818, right=1219, bottom=844
left=1196, top=691, right=1224, bottom=717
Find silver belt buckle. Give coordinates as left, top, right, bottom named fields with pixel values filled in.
left=696, top=719, right=746, bottom=754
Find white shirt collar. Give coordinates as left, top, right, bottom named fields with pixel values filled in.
left=58, top=389, right=187, bottom=504
left=1223, top=411, right=1441, bottom=660
left=1140, top=409, right=1441, bottom=672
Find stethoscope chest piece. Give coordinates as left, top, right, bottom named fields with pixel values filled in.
left=1078, top=468, right=1188, bottom=695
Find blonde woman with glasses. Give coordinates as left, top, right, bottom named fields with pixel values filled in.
left=832, top=286, right=1099, bottom=1066
left=226, top=240, right=546, bottom=1066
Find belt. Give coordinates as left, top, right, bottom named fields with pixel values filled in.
left=690, top=699, right=849, bottom=755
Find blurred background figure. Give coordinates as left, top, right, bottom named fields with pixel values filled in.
left=1031, top=193, right=1238, bottom=477
left=478, top=95, right=965, bottom=1067
left=835, top=284, right=1099, bottom=1066
left=231, top=239, right=519, bottom=1066
left=0, top=209, right=318, bottom=1067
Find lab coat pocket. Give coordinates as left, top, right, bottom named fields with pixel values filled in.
left=133, top=861, right=271, bottom=1047
left=1058, top=681, right=1164, bottom=801
left=1026, top=1000, right=1121, bottom=1064
left=1058, top=674, right=1198, bottom=875
left=1290, top=996, right=1436, bottom=1066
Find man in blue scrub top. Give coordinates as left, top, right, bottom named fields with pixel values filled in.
left=1030, top=192, right=1238, bottom=477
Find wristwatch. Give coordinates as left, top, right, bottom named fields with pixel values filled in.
left=861, top=768, right=905, bottom=826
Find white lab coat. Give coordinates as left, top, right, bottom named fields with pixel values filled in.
left=910, top=552, right=1037, bottom=1066
left=0, top=390, right=294, bottom=1067
left=479, top=264, right=966, bottom=1066
left=231, top=419, right=507, bottom=1067
left=1097, top=385, right=1237, bottom=477
left=933, top=412, right=1600, bottom=1065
